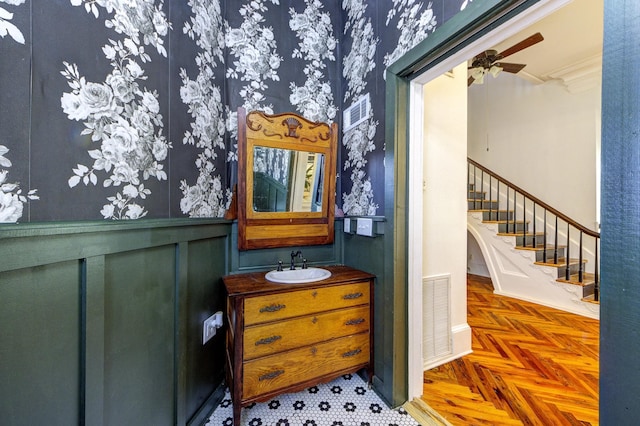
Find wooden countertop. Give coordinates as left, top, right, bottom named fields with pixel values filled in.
left=222, top=265, right=375, bottom=297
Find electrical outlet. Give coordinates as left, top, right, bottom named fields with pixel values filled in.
left=202, top=314, right=217, bottom=345
left=356, top=217, right=373, bottom=237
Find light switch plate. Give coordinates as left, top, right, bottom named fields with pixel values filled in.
left=344, top=218, right=351, bottom=233
left=356, top=217, right=373, bottom=237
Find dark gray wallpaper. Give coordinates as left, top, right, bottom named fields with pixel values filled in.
left=0, top=0, right=472, bottom=223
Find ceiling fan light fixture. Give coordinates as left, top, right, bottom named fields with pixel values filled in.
left=470, top=67, right=486, bottom=84
left=489, top=64, right=503, bottom=77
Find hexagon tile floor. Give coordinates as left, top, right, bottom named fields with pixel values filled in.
left=204, top=374, right=420, bottom=426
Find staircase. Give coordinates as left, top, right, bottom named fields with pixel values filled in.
left=467, top=158, right=599, bottom=319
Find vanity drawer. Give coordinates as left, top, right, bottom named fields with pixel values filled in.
left=243, top=306, right=370, bottom=360
left=243, top=282, right=370, bottom=326
left=242, top=332, right=369, bottom=400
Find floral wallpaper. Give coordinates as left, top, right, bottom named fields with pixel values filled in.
left=0, top=0, right=36, bottom=223
left=341, top=0, right=379, bottom=216
left=60, top=0, right=171, bottom=220
left=0, top=0, right=474, bottom=223
left=178, top=0, right=229, bottom=218
left=288, top=0, right=337, bottom=123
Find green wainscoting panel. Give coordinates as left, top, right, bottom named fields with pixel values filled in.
left=0, top=219, right=231, bottom=426
left=184, top=237, right=227, bottom=424
left=0, top=260, right=81, bottom=425
left=342, top=231, right=386, bottom=397
left=103, top=245, right=176, bottom=426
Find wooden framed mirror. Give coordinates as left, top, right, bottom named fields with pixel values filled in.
left=237, top=108, right=337, bottom=250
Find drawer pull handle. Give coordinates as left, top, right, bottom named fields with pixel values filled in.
left=260, top=303, right=286, bottom=313
left=255, top=335, right=282, bottom=346
left=259, top=369, right=284, bottom=381
left=343, top=292, right=363, bottom=300
left=346, top=318, right=365, bottom=326
left=342, top=349, right=362, bottom=358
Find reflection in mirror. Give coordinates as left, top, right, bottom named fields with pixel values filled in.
left=253, top=146, right=325, bottom=213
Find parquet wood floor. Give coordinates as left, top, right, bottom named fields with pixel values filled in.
left=421, top=274, right=599, bottom=426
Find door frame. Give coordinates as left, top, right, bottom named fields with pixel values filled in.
left=383, top=0, right=574, bottom=403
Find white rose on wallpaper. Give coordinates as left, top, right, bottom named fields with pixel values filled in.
left=0, top=146, right=38, bottom=223
left=108, top=121, right=137, bottom=152
left=107, top=71, right=136, bottom=103
left=62, top=0, right=171, bottom=220
left=180, top=79, right=202, bottom=105
left=80, top=82, right=119, bottom=118
left=0, top=191, right=23, bottom=222
left=130, top=109, right=154, bottom=136
left=179, top=0, right=230, bottom=218
left=61, top=91, right=89, bottom=121
left=0, top=0, right=26, bottom=44
left=142, top=90, right=160, bottom=114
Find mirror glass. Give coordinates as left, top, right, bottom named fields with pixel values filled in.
left=252, top=146, right=325, bottom=213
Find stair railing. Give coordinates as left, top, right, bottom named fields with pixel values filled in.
left=468, top=158, right=600, bottom=301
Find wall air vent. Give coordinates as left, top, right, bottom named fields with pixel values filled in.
left=343, top=93, right=370, bottom=133
left=423, top=274, right=452, bottom=362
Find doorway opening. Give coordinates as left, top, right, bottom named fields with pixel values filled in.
left=403, top=0, right=602, bottom=405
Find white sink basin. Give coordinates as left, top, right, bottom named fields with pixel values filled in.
left=265, top=267, right=332, bottom=284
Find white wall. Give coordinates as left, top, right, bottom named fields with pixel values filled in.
left=467, top=74, right=600, bottom=230
left=422, top=63, right=471, bottom=367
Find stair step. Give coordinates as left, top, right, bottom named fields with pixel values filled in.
left=556, top=272, right=595, bottom=285
left=504, top=232, right=546, bottom=247
left=534, top=258, right=587, bottom=268
left=535, top=258, right=588, bottom=279
left=480, top=210, right=514, bottom=221
left=468, top=190, right=486, bottom=200
left=515, top=244, right=566, bottom=251
left=582, top=294, right=600, bottom=304
left=557, top=272, right=596, bottom=298
left=468, top=200, right=499, bottom=210
left=495, top=221, right=529, bottom=233
left=515, top=244, right=567, bottom=262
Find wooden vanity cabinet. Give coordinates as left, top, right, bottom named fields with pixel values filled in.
left=222, top=265, right=374, bottom=426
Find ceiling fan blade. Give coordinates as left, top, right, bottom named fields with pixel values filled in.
left=498, top=32, right=544, bottom=59
left=497, top=62, right=527, bottom=74
left=468, top=76, right=475, bottom=86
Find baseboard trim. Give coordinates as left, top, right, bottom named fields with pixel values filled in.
left=187, top=381, right=227, bottom=426
left=423, top=323, right=472, bottom=370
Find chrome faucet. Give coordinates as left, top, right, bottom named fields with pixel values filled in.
left=290, top=250, right=302, bottom=270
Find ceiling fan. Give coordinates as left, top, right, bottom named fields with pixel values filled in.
left=468, top=32, right=544, bottom=86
